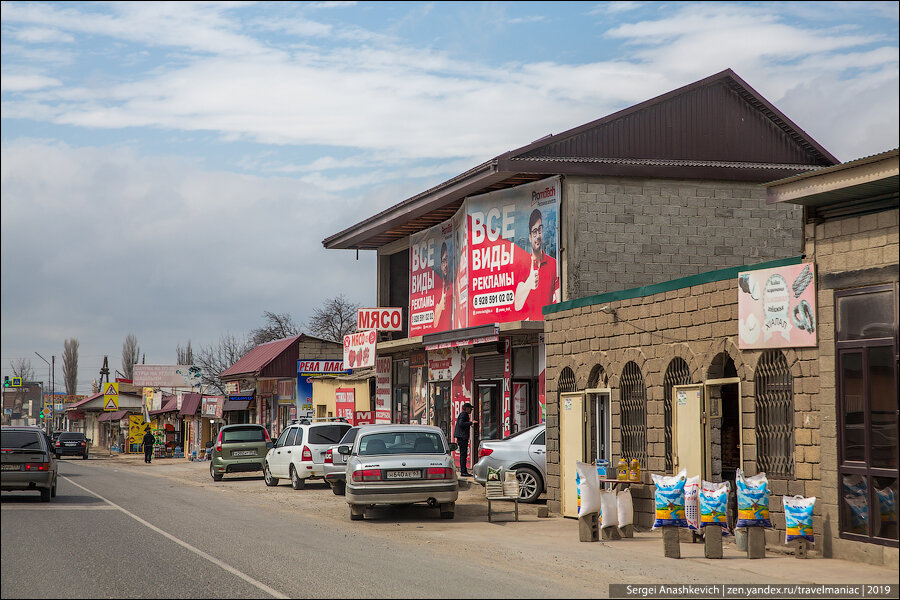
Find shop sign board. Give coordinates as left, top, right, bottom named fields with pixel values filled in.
left=375, top=357, right=392, bottom=423
left=296, top=360, right=348, bottom=374
left=133, top=365, right=203, bottom=388
left=738, top=262, right=817, bottom=349
left=343, top=330, right=376, bottom=369
left=409, top=221, right=455, bottom=336
left=355, top=411, right=375, bottom=425
left=202, top=396, right=222, bottom=417
left=427, top=349, right=453, bottom=381
left=357, top=307, right=403, bottom=332
left=128, top=415, right=148, bottom=445
left=335, top=388, right=355, bottom=422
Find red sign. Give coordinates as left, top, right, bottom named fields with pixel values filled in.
left=335, top=388, right=355, bottom=422
left=357, top=308, right=403, bottom=332
left=343, top=330, right=377, bottom=369
left=354, top=411, right=375, bottom=425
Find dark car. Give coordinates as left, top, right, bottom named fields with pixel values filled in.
left=54, top=432, right=90, bottom=459
left=1, top=426, right=59, bottom=501
left=210, top=424, right=274, bottom=481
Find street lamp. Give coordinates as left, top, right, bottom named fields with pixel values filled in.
left=35, top=352, right=54, bottom=435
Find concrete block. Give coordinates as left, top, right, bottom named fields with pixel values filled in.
left=748, top=527, right=766, bottom=559
left=602, top=526, right=622, bottom=540
left=537, top=506, right=550, bottom=518
left=794, top=539, right=810, bottom=559
left=662, top=526, right=681, bottom=558
left=735, top=527, right=748, bottom=551
left=579, top=513, right=599, bottom=542
left=619, top=523, right=634, bottom=538
left=704, top=526, right=723, bottom=558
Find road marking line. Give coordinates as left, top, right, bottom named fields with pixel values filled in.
left=1, top=505, right=116, bottom=511
left=61, top=476, right=288, bottom=599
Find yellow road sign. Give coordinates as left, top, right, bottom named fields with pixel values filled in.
left=103, top=382, right=119, bottom=411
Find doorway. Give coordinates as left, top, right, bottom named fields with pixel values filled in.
left=474, top=381, right=501, bottom=459
left=431, top=382, right=451, bottom=441
left=587, top=390, right=611, bottom=465
left=560, top=392, right=586, bottom=518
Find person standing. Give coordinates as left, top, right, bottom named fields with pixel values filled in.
left=142, top=428, right=155, bottom=464
left=454, top=402, right=477, bottom=477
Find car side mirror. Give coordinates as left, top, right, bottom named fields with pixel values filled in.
left=337, top=445, right=351, bottom=456
left=448, top=442, right=458, bottom=452
left=266, top=441, right=274, bottom=450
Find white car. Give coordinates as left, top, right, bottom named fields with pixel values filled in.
left=263, top=419, right=351, bottom=490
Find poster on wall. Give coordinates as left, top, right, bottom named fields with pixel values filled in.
left=466, top=176, right=560, bottom=326
left=450, top=348, right=474, bottom=469
left=375, top=357, right=392, bottom=423
left=452, top=206, right=469, bottom=330
left=502, top=338, right=511, bottom=437
left=738, top=262, right=817, bottom=349
left=343, top=330, right=377, bottom=369
left=410, top=366, right=427, bottom=425
left=335, top=388, right=355, bottom=422
left=409, top=221, right=455, bottom=336
left=427, top=349, right=453, bottom=381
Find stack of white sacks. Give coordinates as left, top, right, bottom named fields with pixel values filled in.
left=575, top=461, right=634, bottom=532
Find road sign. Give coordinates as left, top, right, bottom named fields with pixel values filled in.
left=12, top=377, right=22, bottom=387
left=103, top=381, right=119, bottom=411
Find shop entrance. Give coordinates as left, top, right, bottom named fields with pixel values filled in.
left=672, top=384, right=706, bottom=478
left=431, top=381, right=451, bottom=441
left=560, top=392, right=586, bottom=518
left=706, top=379, right=742, bottom=484
left=587, top=389, right=611, bottom=465
left=474, top=381, right=501, bottom=458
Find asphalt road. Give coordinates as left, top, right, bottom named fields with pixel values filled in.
left=1, top=459, right=587, bottom=599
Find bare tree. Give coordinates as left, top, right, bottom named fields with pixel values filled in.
left=62, top=338, right=79, bottom=396
left=121, top=334, right=140, bottom=380
left=195, top=333, right=252, bottom=395
left=10, top=358, right=35, bottom=382
left=249, top=311, right=302, bottom=346
left=306, top=295, right=359, bottom=342
left=176, top=341, right=194, bottom=365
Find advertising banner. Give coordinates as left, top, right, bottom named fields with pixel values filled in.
left=358, top=307, right=403, bottom=332
left=410, top=366, right=427, bottom=424
left=128, top=415, right=148, bottom=445
left=335, top=388, right=355, bottom=422
left=427, top=349, right=453, bottom=381
left=738, top=262, right=817, bottom=349
left=375, top=357, right=392, bottom=423
left=133, top=365, right=203, bottom=388
left=466, top=176, right=560, bottom=325
left=142, top=387, right=154, bottom=415
left=452, top=206, right=469, bottom=330
left=343, top=330, right=377, bottom=369
left=450, top=348, right=474, bottom=470
left=201, top=396, right=222, bottom=417
left=409, top=221, right=455, bottom=336
left=502, top=338, right=511, bottom=437
left=355, top=411, right=376, bottom=425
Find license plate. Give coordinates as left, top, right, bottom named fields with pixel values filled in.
left=232, top=450, right=257, bottom=457
left=65, top=443, right=77, bottom=446
left=386, top=470, right=420, bottom=480
left=1, top=464, right=20, bottom=471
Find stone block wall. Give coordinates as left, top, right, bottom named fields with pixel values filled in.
left=563, top=177, right=802, bottom=301
left=544, top=261, right=820, bottom=548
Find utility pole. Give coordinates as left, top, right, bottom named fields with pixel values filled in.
left=35, top=352, right=51, bottom=435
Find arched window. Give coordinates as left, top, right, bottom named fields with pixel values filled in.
left=663, top=358, right=692, bottom=473
left=559, top=367, right=577, bottom=393
left=620, top=362, right=647, bottom=467
left=755, top=350, right=794, bottom=478
left=587, top=364, right=606, bottom=389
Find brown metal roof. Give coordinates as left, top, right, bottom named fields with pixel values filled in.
left=179, top=393, right=202, bottom=416
left=221, top=335, right=302, bottom=379
left=323, top=68, right=838, bottom=251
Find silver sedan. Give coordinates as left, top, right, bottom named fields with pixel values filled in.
left=473, top=424, right=546, bottom=503
left=339, top=424, right=458, bottom=520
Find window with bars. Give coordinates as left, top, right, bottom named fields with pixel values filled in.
left=559, top=367, right=577, bottom=393
left=754, top=350, right=794, bottom=478
left=620, top=362, right=647, bottom=467
left=663, top=358, right=693, bottom=473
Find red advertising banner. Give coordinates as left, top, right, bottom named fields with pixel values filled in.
left=502, top=338, right=511, bottom=437
left=354, top=411, right=375, bottom=425
left=409, top=221, right=455, bottom=336
left=452, top=206, right=469, bottom=330
left=466, top=177, right=560, bottom=325
left=357, top=307, right=403, bottom=332
left=335, top=388, right=355, bottom=422
left=343, top=330, right=377, bottom=369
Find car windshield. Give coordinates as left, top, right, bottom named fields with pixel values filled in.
left=358, top=431, right=445, bottom=456
left=1, top=431, right=43, bottom=450
left=221, top=427, right=266, bottom=443
left=58, top=433, right=84, bottom=441
left=339, top=427, right=359, bottom=445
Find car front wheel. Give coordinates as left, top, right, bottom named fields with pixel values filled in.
left=516, top=466, right=542, bottom=503
left=264, top=464, right=279, bottom=487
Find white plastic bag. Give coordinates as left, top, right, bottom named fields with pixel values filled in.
left=575, top=461, right=601, bottom=517
left=617, top=488, right=634, bottom=527
left=600, top=490, right=619, bottom=528
left=685, top=475, right=700, bottom=530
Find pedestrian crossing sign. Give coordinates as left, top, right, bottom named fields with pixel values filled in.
left=103, top=382, right=119, bottom=411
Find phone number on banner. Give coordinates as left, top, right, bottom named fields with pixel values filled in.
left=472, top=290, right=514, bottom=309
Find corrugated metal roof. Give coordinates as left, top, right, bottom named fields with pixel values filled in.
left=765, top=148, right=899, bottom=187
left=68, top=393, right=102, bottom=409
left=179, top=393, right=202, bottom=416
left=221, top=336, right=301, bottom=379
left=323, top=68, right=839, bottom=251
left=149, top=397, right=178, bottom=415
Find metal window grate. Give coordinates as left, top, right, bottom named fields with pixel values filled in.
left=587, top=364, right=606, bottom=389
left=663, top=358, right=693, bottom=473
left=755, top=350, right=794, bottom=478
left=620, top=362, right=647, bottom=467
left=559, top=367, right=577, bottom=393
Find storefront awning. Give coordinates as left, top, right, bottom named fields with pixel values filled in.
left=149, top=397, right=178, bottom=415
left=223, top=399, right=251, bottom=411
left=97, top=410, right=127, bottom=422
left=423, top=324, right=499, bottom=350
left=179, top=393, right=202, bottom=416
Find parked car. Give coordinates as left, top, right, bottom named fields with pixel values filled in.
left=323, top=425, right=372, bottom=495
left=340, top=424, right=458, bottom=520
left=209, top=424, right=274, bottom=481
left=263, top=418, right=351, bottom=490
left=54, top=432, right=90, bottom=459
left=473, top=424, right=546, bottom=503
left=1, top=426, right=59, bottom=502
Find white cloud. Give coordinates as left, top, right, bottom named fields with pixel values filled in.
left=0, top=73, right=62, bottom=92
left=11, top=27, right=75, bottom=44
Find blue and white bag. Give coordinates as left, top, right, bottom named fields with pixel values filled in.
left=651, top=469, right=688, bottom=529
left=735, top=468, right=772, bottom=528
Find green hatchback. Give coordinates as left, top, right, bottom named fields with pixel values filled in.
left=210, top=424, right=273, bottom=481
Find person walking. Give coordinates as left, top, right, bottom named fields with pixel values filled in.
left=454, top=402, right=477, bottom=477
left=142, top=428, right=155, bottom=464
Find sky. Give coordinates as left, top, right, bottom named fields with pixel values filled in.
left=2, top=1, right=898, bottom=395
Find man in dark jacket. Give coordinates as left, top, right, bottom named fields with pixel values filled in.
left=453, top=402, right=477, bottom=477
left=142, top=428, right=155, bottom=464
